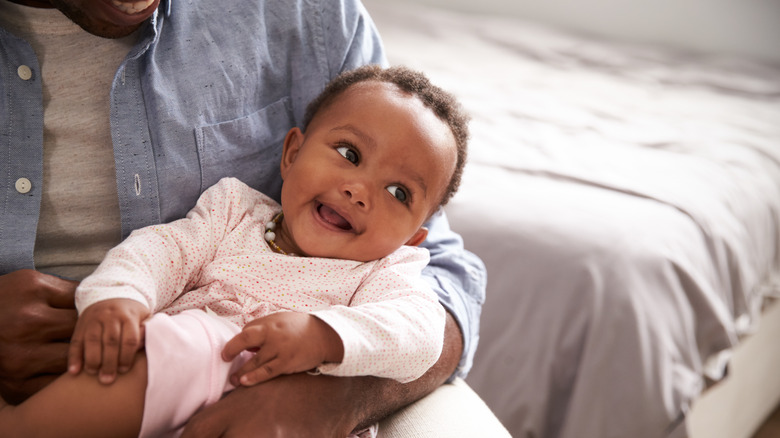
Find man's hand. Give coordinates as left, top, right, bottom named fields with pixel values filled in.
left=222, top=312, right=344, bottom=387
left=0, top=269, right=78, bottom=404
left=68, top=298, right=150, bottom=385
left=183, top=372, right=357, bottom=438
left=180, top=311, right=463, bottom=438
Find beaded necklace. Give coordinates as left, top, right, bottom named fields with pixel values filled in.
left=263, top=212, right=295, bottom=256
left=264, top=212, right=292, bottom=255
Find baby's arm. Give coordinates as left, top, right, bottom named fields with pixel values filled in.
left=76, top=178, right=269, bottom=313
left=223, top=246, right=445, bottom=385
left=310, top=247, right=446, bottom=383
left=221, top=312, right=343, bottom=386
left=67, top=298, right=150, bottom=384
left=72, top=178, right=267, bottom=382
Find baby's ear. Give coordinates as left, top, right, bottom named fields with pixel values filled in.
left=405, top=227, right=428, bottom=247
left=280, top=127, right=304, bottom=179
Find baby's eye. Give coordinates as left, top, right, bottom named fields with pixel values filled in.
left=387, top=185, right=409, bottom=203
left=336, top=146, right=359, bottom=165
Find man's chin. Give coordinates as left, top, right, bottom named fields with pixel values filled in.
left=76, top=21, right=144, bottom=39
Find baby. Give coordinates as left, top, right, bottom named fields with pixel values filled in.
left=0, top=64, right=469, bottom=438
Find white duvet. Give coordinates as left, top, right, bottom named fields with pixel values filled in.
left=362, top=1, right=780, bottom=437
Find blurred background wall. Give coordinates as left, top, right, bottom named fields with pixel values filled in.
left=406, top=0, right=780, bottom=64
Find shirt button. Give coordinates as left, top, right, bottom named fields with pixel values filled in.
left=17, top=65, right=33, bottom=81
left=15, top=178, right=32, bottom=194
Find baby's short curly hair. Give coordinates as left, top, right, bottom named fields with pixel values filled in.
left=303, top=65, right=470, bottom=208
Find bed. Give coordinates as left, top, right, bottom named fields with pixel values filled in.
left=361, top=1, right=780, bottom=437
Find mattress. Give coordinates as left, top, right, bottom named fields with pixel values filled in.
left=361, top=1, right=780, bottom=436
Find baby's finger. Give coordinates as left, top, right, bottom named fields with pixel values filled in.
left=222, top=324, right=267, bottom=361
left=82, top=322, right=104, bottom=375
left=67, top=333, right=85, bottom=374
left=117, top=321, right=144, bottom=374
left=98, top=319, right=123, bottom=384
left=234, top=343, right=279, bottom=379
left=239, top=357, right=286, bottom=386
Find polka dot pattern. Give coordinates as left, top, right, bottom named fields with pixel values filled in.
left=76, top=177, right=445, bottom=383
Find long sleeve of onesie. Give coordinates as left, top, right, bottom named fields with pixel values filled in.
left=75, top=178, right=273, bottom=313
left=312, top=248, right=445, bottom=383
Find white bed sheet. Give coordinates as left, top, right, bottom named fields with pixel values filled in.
left=361, top=1, right=780, bottom=437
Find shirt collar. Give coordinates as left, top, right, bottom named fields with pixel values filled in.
left=126, top=1, right=169, bottom=61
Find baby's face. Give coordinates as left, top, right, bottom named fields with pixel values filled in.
left=277, top=81, right=457, bottom=261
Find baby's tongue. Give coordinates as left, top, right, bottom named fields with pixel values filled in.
left=319, top=205, right=351, bottom=230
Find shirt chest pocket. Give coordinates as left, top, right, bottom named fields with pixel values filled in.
left=195, top=98, right=293, bottom=198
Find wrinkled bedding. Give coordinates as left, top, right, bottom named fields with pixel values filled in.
left=362, top=1, right=780, bottom=436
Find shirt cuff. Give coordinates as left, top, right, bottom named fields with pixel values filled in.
left=424, top=251, right=486, bottom=381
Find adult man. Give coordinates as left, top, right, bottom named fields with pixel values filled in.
left=0, top=0, right=486, bottom=436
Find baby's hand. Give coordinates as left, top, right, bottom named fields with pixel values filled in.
left=68, top=298, right=150, bottom=384
left=221, top=312, right=344, bottom=386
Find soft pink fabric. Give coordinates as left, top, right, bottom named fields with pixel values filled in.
left=139, top=310, right=249, bottom=438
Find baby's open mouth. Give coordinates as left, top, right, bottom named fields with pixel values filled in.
left=317, top=204, right=353, bottom=231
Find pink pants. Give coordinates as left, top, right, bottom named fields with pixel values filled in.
left=138, top=309, right=378, bottom=438
left=139, top=309, right=249, bottom=437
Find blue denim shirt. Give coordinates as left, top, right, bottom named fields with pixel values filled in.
left=0, top=0, right=485, bottom=378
